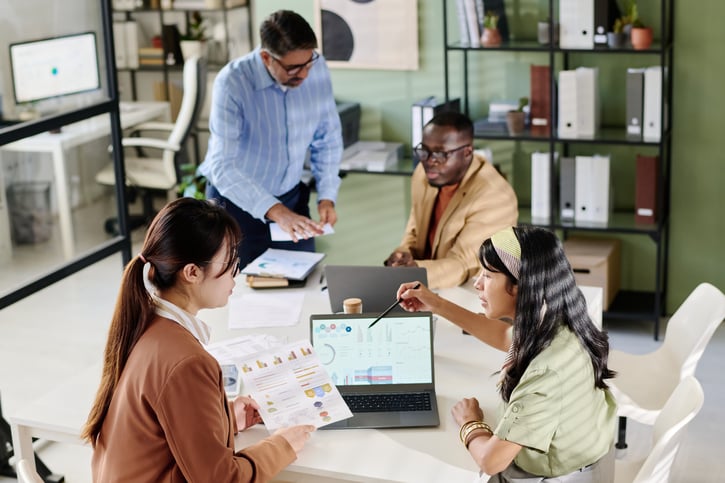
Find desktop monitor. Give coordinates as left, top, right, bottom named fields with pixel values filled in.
left=9, top=32, right=101, bottom=105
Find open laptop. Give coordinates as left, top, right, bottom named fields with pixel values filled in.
left=325, top=265, right=428, bottom=313
left=310, top=312, right=439, bottom=429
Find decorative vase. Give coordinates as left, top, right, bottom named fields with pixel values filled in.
left=180, top=40, right=207, bottom=60
left=631, top=27, right=653, bottom=50
left=537, top=21, right=559, bottom=45
left=506, top=111, right=526, bottom=135
left=607, top=32, right=626, bottom=49
left=481, top=28, right=502, bottom=47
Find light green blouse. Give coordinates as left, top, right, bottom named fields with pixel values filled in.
left=494, top=326, right=617, bottom=477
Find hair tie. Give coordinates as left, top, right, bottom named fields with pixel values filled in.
left=138, top=253, right=147, bottom=264
left=490, top=227, right=521, bottom=280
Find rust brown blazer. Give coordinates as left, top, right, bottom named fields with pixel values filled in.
left=92, top=317, right=295, bottom=482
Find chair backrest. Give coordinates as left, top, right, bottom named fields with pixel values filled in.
left=632, top=376, right=704, bottom=483
left=16, top=458, right=45, bottom=483
left=163, top=55, right=208, bottom=180
left=662, top=283, right=725, bottom=378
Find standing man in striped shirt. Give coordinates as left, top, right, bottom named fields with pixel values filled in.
left=199, top=10, right=343, bottom=267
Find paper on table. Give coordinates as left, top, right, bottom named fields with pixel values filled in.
left=228, top=290, right=305, bottom=328
left=237, top=339, right=353, bottom=430
left=269, top=222, right=335, bottom=242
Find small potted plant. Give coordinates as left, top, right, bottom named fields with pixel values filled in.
left=629, top=4, right=653, bottom=50
left=180, top=11, right=208, bottom=60
left=481, top=12, right=502, bottom=47
left=178, top=163, right=207, bottom=199
left=506, top=97, right=528, bottom=135
left=607, top=18, right=627, bottom=48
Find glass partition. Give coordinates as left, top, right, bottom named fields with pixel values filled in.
left=0, top=0, right=132, bottom=306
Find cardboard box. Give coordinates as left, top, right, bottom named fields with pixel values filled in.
left=563, top=237, right=621, bottom=310
left=153, top=80, right=183, bottom=122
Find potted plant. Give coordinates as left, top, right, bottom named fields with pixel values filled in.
left=178, top=163, right=207, bottom=199
left=180, top=11, right=208, bottom=60
left=506, top=97, right=528, bottom=135
left=629, top=4, right=653, bottom=50
left=607, top=18, right=627, bottom=48
left=480, top=12, right=502, bottom=47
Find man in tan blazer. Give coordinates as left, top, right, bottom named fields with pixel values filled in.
left=385, top=112, right=518, bottom=288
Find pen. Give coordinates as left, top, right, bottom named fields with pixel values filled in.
left=368, top=283, right=421, bottom=329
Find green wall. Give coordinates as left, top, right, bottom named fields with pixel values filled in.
left=255, top=0, right=724, bottom=313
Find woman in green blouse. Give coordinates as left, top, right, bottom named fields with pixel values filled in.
left=397, top=226, right=617, bottom=482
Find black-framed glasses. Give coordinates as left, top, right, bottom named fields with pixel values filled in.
left=204, top=258, right=242, bottom=278
left=413, top=143, right=470, bottom=165
left=267, top=51, right=320, bottom=76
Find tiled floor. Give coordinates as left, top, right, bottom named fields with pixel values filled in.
left=1, top=173, right=723, bottom=482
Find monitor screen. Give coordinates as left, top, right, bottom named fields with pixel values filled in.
left=9, top=32, right=101, bottom=105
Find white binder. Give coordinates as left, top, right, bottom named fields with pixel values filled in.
left=559, top=0, right=594, bottom=49
left=558, top=70, right=578, bottom=138
left=124, top=21, right=139, bottom=69
left=576, top=67, right=599, bottom=138
left=531, top=152, right=553, bottom=222
left=575, top=155, right=610, bottom=224
left=112, top=22, right=127, bottom=69
left=643, top=66, right=662, bottom=142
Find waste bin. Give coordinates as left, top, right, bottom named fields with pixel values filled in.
left=6, top=181, right=53, bottom=244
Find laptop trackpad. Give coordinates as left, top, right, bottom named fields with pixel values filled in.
left=320, top=412, right=402, bottom=430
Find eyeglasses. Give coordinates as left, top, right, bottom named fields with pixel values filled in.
left=413, top=143, right=470, bottom=165
left=267, top=51, right=320, bottom=76
left=204, top=258, right=242, bottom=278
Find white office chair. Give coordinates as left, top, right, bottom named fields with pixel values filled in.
left=15, top=458, right=44, bottom=483
left=609, top=282, right=724, bottom=446
left=614, top=376, right=704, bottom=483
left=96, top=55, right=207, bottom=233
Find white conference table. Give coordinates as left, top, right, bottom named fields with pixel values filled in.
left=8, top=267, right=602, bottom=482
left=0, top=101, right=170, bottom=260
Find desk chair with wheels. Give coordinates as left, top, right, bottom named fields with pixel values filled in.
left=613, top=376, right=704, bottom=483
left=609, top=282, right=725, bottom=448
left=96, top=55, right=207, bottom=234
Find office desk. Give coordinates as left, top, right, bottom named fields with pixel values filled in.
left=0, top=102, right=170, bottom=260
left=8, top=269, right=601, bottom=481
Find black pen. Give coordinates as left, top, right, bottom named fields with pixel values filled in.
left=368, top=283, right=421, bottom=329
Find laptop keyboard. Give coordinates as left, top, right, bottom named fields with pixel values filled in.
left=343, top=392, right=432, bottom=412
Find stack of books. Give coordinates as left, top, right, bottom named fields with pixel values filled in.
left=138, top=47, right=164, bottom=66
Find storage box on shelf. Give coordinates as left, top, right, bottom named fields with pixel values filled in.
left=442, top=0, right=673, bottom=339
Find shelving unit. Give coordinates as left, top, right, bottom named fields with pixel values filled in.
left=112, top=2, right=253, bottom=100
left=442, top=0, right=673, bottom=340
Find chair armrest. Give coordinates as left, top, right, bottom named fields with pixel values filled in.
left=129, top=121, right=176, bottom=132
left=121, top=137, right=180, bottom=151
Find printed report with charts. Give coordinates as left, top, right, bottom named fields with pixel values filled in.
left=236, top=339, right=352, bottom=431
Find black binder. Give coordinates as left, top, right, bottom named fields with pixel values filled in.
left=161, top=24, right=183, bottom=66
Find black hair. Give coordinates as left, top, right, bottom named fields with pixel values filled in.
left=479, top=226, right=615, bottom=402
left=260, top=10, right=317, bottom=56
left=426, top=111, right=474, bottom=140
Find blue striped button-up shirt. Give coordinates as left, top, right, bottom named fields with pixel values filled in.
left=198, top=47, right=343, bottom=221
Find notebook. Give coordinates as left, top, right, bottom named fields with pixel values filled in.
left=324, top=265, right=428, bottom=313
left=309, top=312, right=439, bottom=429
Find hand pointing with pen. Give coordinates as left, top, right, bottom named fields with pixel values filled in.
left=396, top=281, right=442, bottom=313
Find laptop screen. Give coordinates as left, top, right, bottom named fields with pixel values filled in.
left=310, top=313, right=433, bottom=387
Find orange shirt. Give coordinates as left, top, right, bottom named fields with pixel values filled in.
left=426, top=183, right=459, bottom=258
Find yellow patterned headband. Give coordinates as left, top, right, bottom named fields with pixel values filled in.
left=490, top=227, right=521, bottom=280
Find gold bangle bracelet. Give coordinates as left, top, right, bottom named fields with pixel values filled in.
left=459, top=420, right=493, bottom=447
left=458, top=420, right=480, bottom=443
left=465, top=428, right=491, bottom=449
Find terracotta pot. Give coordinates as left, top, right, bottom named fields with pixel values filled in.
left=481, top=28, right=502, bottom=47
left=506, top=111, right=526, bottom=135
left=631, top=27, right=653, bottom=50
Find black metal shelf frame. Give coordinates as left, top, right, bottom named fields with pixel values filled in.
left=442, top=0, right=674, bottom=340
